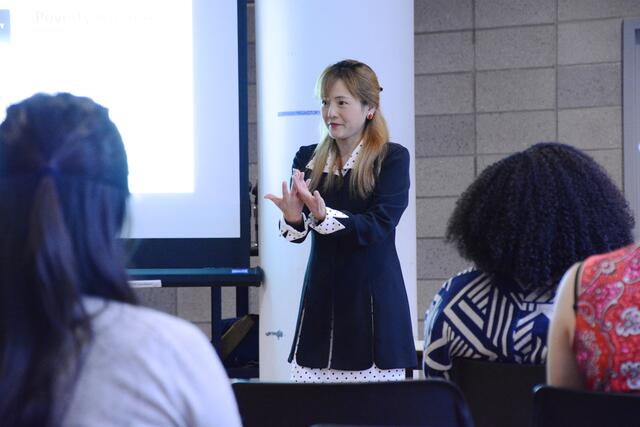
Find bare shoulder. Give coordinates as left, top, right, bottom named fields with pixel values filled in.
left=555, top=263, right=580, bottom=320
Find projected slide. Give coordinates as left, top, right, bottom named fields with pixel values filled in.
left=0, top=0, right=240, bottom=239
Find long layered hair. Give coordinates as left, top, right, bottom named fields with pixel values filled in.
left=446, top=142, right=634, bottom=290
left=309, top=59, right=389, bottom=199
left=0, top=93, right=137, bottom=426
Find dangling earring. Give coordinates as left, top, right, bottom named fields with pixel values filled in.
left=367, top=112, right=374, bottom=120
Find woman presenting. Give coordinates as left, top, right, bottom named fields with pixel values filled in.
left=266, top=59, right=416, bottom=382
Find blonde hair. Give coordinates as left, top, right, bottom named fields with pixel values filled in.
left=309, top=59, right=389, bottom=199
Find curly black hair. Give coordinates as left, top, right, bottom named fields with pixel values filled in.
left=446, top=142, right=635, bottom=290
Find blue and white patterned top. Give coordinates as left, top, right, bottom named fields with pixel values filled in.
left=423, top=269, right=556, bottom=378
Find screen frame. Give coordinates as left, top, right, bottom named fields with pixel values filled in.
left=125, top=0, right=250, bottom=269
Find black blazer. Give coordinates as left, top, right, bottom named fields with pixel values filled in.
left=284, top=142, right=417, bottom=370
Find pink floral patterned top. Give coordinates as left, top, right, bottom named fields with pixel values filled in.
left=574, top=243, right=640, bottom=392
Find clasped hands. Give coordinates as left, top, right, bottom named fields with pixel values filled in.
left=265, top=169, right=327, bottom=225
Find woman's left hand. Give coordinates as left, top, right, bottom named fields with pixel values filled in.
left=292, top=172, right=327, bottom=222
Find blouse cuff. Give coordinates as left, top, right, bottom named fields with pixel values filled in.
left=279, top=214, right=309, bottom=241
left=309, top=207, right=348, bottom=235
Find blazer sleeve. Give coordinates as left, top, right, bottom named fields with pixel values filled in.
left=311, top=143, right=410, bottom=247
left=278, top=146, right=314, bottom=244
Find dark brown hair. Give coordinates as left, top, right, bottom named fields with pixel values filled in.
left=0, top=93, right=136, bottom=426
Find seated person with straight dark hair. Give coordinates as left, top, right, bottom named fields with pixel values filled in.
left=0, top=93, right=241, bottom=427
left=423, top=142, right=634, bottom=378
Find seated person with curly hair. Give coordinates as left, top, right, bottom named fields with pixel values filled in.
left=423, top=142, right=635, bottom=378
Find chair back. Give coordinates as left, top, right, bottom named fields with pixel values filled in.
left=449, top=359, right=545, bottom=427
left=532, top=385, right=640, bottom=427
left=232, top=379, right=474, bottom=427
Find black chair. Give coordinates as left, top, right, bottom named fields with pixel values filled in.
left=532, top=385, right=640, bottom=427
left=232, top=379, right=474, bottom=427
left=449, top=359, right=545, bottom=427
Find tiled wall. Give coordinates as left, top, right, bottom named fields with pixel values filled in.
left=141, top=0, right=640, bottom=339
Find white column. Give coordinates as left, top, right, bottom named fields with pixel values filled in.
left=256, top=0, right=416, bottom=380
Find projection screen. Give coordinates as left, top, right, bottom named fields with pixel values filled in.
left=0, top=0, right=250, bottom=269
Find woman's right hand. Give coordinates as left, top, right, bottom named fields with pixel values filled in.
left=264, top=169, right=305, bottom=225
